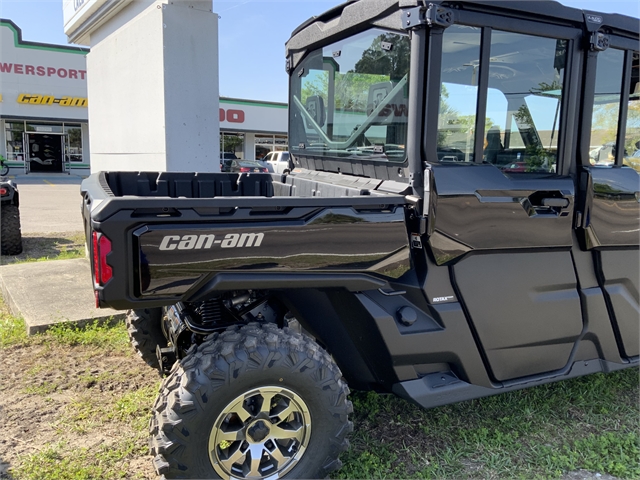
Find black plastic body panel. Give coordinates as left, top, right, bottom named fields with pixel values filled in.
left=428, top=164, right=575, bottom=265
left=453, top=252, right=583, bottom=381
left=579, top=167, right=640, bottom=249
left=135, top=207, right=409, bottom=298
left=393, top=358, right=634, bottom=411
left=598, top=250, right=640, bottom=358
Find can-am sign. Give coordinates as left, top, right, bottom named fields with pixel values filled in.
left=219, top=101, right=287, bottom=132
left=0, top=21, right=88, bottom=120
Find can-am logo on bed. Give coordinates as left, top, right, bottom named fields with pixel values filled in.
left=159, top=233, right=264, bottom=251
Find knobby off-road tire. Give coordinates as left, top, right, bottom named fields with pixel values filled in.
left=1, top=204, right=22, bottom=255
left=150, top=323, right=353, bottom=479
left=125, top=308, right=165, bottom=369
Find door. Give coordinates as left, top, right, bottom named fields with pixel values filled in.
left=424, top=23, right=584, bottom=381
left=25, top=133, right=63, bottom=173
left=577, top=44, right=639, bottom=359
left=62, top=134, right=71, bottom=174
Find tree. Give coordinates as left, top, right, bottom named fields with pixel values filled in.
left=220, top=134, right=243, bottom=153
left=353, top=33, right=410, bottom=81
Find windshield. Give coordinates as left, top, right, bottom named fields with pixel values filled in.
left=289, top=29, right=410, bottom=163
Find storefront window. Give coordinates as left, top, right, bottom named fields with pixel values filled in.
left=26, top=122, right=63, bottom=133
left=255, top=134, right=288, bottom=160
left=4, top=121, right=25, bottom=162
left=220, top=132, right=245, bottom=160
left=3, top=121, right=85, bottom=167
left=64, top=124, right=83, bottom=162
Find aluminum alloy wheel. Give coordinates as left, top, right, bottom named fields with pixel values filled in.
left=209, top=386, right=312, bottom=479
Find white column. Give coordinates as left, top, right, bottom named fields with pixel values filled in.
left=0, top=121, right=6, bottom=158
left=244, top=133, right=256, bottom=161
left=81, top=123, right=90, bottom=167
left=86, top=1, right=219, bottom=173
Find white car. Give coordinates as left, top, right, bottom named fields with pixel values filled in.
left=263, top=151, right=292, bottom=174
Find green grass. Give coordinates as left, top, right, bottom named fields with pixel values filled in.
left=45, top=320, right=129, bottom=349
left=0, top=315, right=129, bottom=350
left=12, top=248, right=85, bottom=264
left=0, top=313, right=28, bottom=347
left=59, top=384, right=159, bottom=434
left=11, top=440, right=147, bottom=480
left=1, top=232, right=86, bottom=265
left=2, top=296, right=637, bottom=479
left=336, top=368, right=640, bottom=479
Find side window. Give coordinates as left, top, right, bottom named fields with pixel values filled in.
left=486, top=32, right=565, bottom=173
left=590, top=49, right=640, bottom=172
left=438, top=25, right=481, bottom=162
left=589, top=48, right=625, bottom=166
left=438, top=27, right=567, bottom=174
left=291, top=29, right=411, bottom=163
left=626, top=52, right=640, bottom=171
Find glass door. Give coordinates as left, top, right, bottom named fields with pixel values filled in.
left=62, top=134, right=71, bottom=174
left=22, top=133, right=30, bottom=174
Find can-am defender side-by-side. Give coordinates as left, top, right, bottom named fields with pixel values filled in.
left=80, top=1, right=639, bottom=478
left=1, top=179, right=22, bottom=256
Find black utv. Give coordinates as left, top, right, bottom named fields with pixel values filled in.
left=81, top=0, right=639, bottom=478
left=1, top=179, right=22, bottom=256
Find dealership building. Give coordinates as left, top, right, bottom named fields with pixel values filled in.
left=0, top=19, right=288, bottom=176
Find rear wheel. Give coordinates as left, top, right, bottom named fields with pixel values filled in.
left=125, top=308, right=166, bottom=368
left=150, top=323, right=352, bottom=479
left=1, top=204, right=22, bottom=255
left=0, top=164, right=9, bottom=176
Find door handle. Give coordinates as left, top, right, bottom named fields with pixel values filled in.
left=540, top=197, right=569, bottom=208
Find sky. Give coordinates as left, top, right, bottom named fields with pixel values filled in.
left=0, top=0, right=638, bottom=103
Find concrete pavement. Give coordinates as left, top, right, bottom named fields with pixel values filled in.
left=12, top=173, right=85, bottom=234
left=0, top=172, right=124, bottom=333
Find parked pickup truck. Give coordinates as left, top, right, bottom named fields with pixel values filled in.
left=263, top=151, right=292, bottom=174
left=81, top=1, right=639, bottom=479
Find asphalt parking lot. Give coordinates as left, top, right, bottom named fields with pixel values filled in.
left=0, top=172, right=122, bottom=333
left=10, top=173, right=84, bottom=234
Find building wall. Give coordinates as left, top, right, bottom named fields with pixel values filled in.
left=219, top=98, right=287, bottom=133
left=1, top=18, right=289, bottom=174
left=0, top=20, right=88, bottom=121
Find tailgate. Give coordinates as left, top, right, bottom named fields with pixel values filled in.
left=88, top=196, right=409, bottom=310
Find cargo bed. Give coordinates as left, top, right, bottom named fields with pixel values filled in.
left=82, top=171, right=412, bottom=309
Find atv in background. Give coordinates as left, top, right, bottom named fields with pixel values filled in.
left=1, top=180, right=23, bottom=256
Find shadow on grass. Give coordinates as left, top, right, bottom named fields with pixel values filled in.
left=1, top=233, right=85, bottom=266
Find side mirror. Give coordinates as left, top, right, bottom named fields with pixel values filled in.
left=305, top=95, right=325, bottom=129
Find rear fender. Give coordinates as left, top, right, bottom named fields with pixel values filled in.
left=278, top=288, right=398, bottom=391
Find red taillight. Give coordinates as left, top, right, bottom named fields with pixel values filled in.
left=92, top=231, right=112, bottom=286
left=92, top=232, right=99, bottom=284
left=0, top=187, right=7, bottom=196
left=99, top=235, right=112, bottom=284
left=239, top=167, right=250, bottom=173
